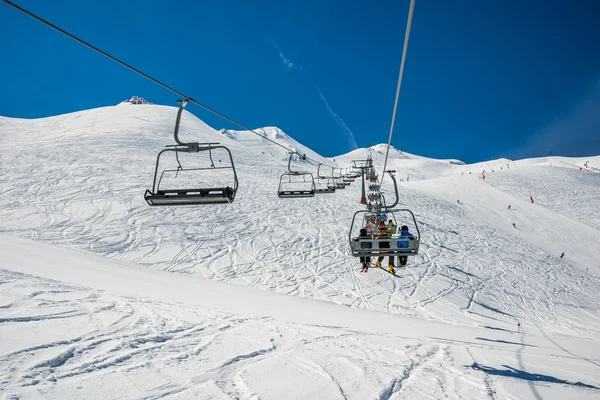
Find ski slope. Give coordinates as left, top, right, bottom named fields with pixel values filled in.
left=1, top=102, right=600, bottom=399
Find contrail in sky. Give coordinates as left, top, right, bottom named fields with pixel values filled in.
left=271, top=40, right=358, bottom=150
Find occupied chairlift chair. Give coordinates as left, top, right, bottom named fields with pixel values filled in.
left=315, top=164, right=336, bottom=194
left=349, top=171, right=420, bottom=265
left=144, top=99, right=239, bottom=206
left=278, top=152, right=316, bottom=198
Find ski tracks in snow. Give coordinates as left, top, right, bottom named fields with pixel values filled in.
left=0, top=269, right=514, bottom=400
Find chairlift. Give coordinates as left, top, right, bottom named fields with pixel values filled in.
left=315, top=164, right=336, bottom=194
left=145, top=99, right=238, bottom=206
left=278, top=152, right=316, bottom=198
left=343, top=168, right=355, bottom=183
left=352, top=159, right=372, bottom=169
left=349, top=171, right=420, bottom=265
left=336, top=168, right=352, bottom=186
left=332, top=168, right=347, bottom=189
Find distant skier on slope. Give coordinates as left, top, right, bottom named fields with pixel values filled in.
left=508, top=205, right=511, bottom=210
left=560, top=252, right=565, bottom=259
left=530, top=195, right=534, bottom=203
left=512, top=223, right=517, bottom=228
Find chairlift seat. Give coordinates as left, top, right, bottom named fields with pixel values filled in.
left=145, top=187, right=235, bottom=206
left=316, top=187, right=335, bottom=194
left=278, top=189, right=316, bottom=198
left=350, top=237, right=419, bottom=257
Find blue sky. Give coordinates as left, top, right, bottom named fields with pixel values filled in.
left=0, top=0, right=598, bottom=163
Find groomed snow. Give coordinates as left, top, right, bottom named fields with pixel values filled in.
left=1, top=103, right=599, bottom=399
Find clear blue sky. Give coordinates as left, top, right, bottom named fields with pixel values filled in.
left=1, top=0, right=598, bottom=163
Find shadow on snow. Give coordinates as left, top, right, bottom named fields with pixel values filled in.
left=470, top=363, right=599, bottom=390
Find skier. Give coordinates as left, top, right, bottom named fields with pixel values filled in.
left=398, top=225, right=414, bottom=266
left=358, top=228, right=371, bottom=272
left=457, top=200, right=461, bottom=204
left=508, top=205, right=511, bottom=210
left=386, top=219, right=395, bottom=234
left=530, top=195, right=534, bottom=203
left=363, top=220, right=375, bottom=235
left=512, top=223, right=516, bottom=228
left=560, top=252, right=565, bottom=259
left=374, top=226, right=395, bottom=274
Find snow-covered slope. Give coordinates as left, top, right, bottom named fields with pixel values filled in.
left=1, top=102, right=600, bottom=399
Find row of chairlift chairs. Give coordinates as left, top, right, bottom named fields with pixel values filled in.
left=144, top=100, right=419, bottom=266
left=144, top=99, right=361, bottom=205
left=277, top=154, right=361, bottom=198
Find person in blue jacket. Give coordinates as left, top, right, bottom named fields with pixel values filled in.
left=398, top=225, right=414, bottom=266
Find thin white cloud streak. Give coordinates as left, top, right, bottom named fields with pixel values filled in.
left=270, top=40, right=296, bottom=70
left=316, top=88, right=359, bottom=150
left=270, top=40, right=358, bottom=150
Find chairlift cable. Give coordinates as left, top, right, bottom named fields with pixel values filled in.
left=379, top=0, right=415, bottom=186
left=1, top=0, right=337, bottom=170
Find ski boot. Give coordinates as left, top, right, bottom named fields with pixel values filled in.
left=375, top=261, right=381, bottom=267
left=388, top=265, right=396, bottom=275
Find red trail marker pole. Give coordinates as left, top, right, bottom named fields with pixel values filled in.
left=517, top=321, right=521, bottom=334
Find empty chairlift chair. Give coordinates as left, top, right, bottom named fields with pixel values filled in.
left=144, top=99, right=239, bottom=206
left=332, top=168, right=346, bottom=190
left=337, top=169, right=351, bottom=187
left=278, top=153, right=316, bottom=198
left=315, top=164, right=336, bottom=194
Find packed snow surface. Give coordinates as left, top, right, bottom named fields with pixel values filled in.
left=1, top=103, right=599, bottom=399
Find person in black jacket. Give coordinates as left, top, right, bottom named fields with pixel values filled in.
left=358, top=228, right=371, bottom=272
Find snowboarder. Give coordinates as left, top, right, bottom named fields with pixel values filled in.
left=512, top=223, right=516, bottom=228
left=560, top=252, right=565, bottom=259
